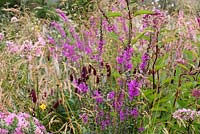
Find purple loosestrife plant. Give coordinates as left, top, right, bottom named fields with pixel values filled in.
left=51, top=21, right=66, bottom=38
left=56, top=9, right=68, bottom=22
left=116, top=47, right=133, bottom=72
left=127, top=80, right=140, bottom=101
left=107, top=91, right=115, bottom=100
left=142, top=9, right=167, bottom=31
left=130, top=108, right=139, bottom=118
left=113, top=91, right=125, bottom=111
left=93, top=90, right=103, bottom=103
left=80, top=113, right=88, bottom=124
left=140, top=52, right=150, bottom=72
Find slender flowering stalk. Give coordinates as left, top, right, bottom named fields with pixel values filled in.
left=140, top=52, right=149, bottom=72
left=93, top=90, right=103, bottom=103
left=116, top=47, right=133, bottom=72
left=51, top=21, right=66, bottom=38
left=142, top=9, right=167, bottom=31
left=127, top=80, right=140, bottom=101
left=107, top=91, right=115, bottom=100
left=56, top=9, right=68, bottom=22
left=80, top=113, right=88, bottom=124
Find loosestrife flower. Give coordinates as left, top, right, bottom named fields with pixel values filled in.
left=56, top=9, right=68, bottom=22
left=116, top=47, right=133, bottom=72
left=107, top=91, right=115, bottom=100
left=130, top=108, right=139, bottom=118
left=77, top=82, right=88, bottom=93
left=140, top=52, right=149, bottom=72
left=173, top=108, right=200, bottom=121
left=51, top=21, right=66, bottom=38
left=138, top=127, right=145, bottom=132
left=127, top=80, right=140, bottom=101
left=113, top=91, right=124, bottom=111
left=93, top=90, right=103, bottom=103
left=63, top=43, right=79, bottom=62
left=142, top=9, right=167, bottom=30
left=80, top=113, right=88, bottom=124
left=119, top=110, right=125, bottom=121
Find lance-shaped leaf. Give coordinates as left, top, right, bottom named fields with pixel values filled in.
left=134, top=10, right=154, bottom=16
left=106, top=12, right=122, bottom=17
left=131, top=29, right=153, bottom=44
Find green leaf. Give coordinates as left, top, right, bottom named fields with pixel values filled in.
left=110, top=111, right=116, bottom=117
left=131, top=29, right=153, bottom=44
left=177, top=64, right=189, bottom=71
left=151, top=107, right=168, bottom=112
left=107, top=12, right=122, bottom=17
left=134, top=10, right=154, bottom=16
left=112, top=70, right=120, bottom=79
left=108, top=32, right=119, bottom=41
left=155, top=54, right=169, bottom=71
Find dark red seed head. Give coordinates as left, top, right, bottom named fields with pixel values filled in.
left=53, top=99, right=62, bottom=109
left=81, top=66, right=88, bottom=79
left=105, top=63, right=111, bottom=77
left=30, top=89, right=37, bottom=103
left=70, top=74, right=74, bottom=81
left=88, top=65, right=92, bottom=73
left=96, top=76, right=100, bottom=84
left=93, top=68, right=97, bottom=76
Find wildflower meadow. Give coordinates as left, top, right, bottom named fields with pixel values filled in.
left=0, top=0, right=200, bottom=134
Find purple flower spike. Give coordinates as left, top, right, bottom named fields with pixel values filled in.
left=107, top=91, right=115, bottom=100
left=127, top=80, right=140, bottom=100
left=56, top=9, right=68, bottom=22
left=116, top=47, right=133, bottom=72
left=130, top=108, right=139, bottom=118
left=140, top=52, right=149, bottom=72
left=93, top=90, right=103, bottom=103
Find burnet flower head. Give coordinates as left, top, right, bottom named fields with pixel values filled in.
left=191, top=88, right=200, bottom=99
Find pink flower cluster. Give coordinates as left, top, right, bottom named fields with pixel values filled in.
left=0, top=111, right=48, bottom=134
left=142, top=9, right=167, bottom=31
left=192, top=88, right=200, bottom=99
left=6, top=36, right=46, bottom=60
left=173, top=108, right=200, bottom=121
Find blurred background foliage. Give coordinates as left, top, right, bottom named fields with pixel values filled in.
left=0, top=0, right=95, bottom=22
left=0, top=0, right=199, bottom=21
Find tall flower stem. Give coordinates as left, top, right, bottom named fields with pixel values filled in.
left=152, top=31, right=159, bottom=89
left=125, top=0, right=132, bottom=46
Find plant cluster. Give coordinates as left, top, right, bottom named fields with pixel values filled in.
left=0, top=0, right=200, bottom=134
left=0, top=111, right=48, bottom=134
